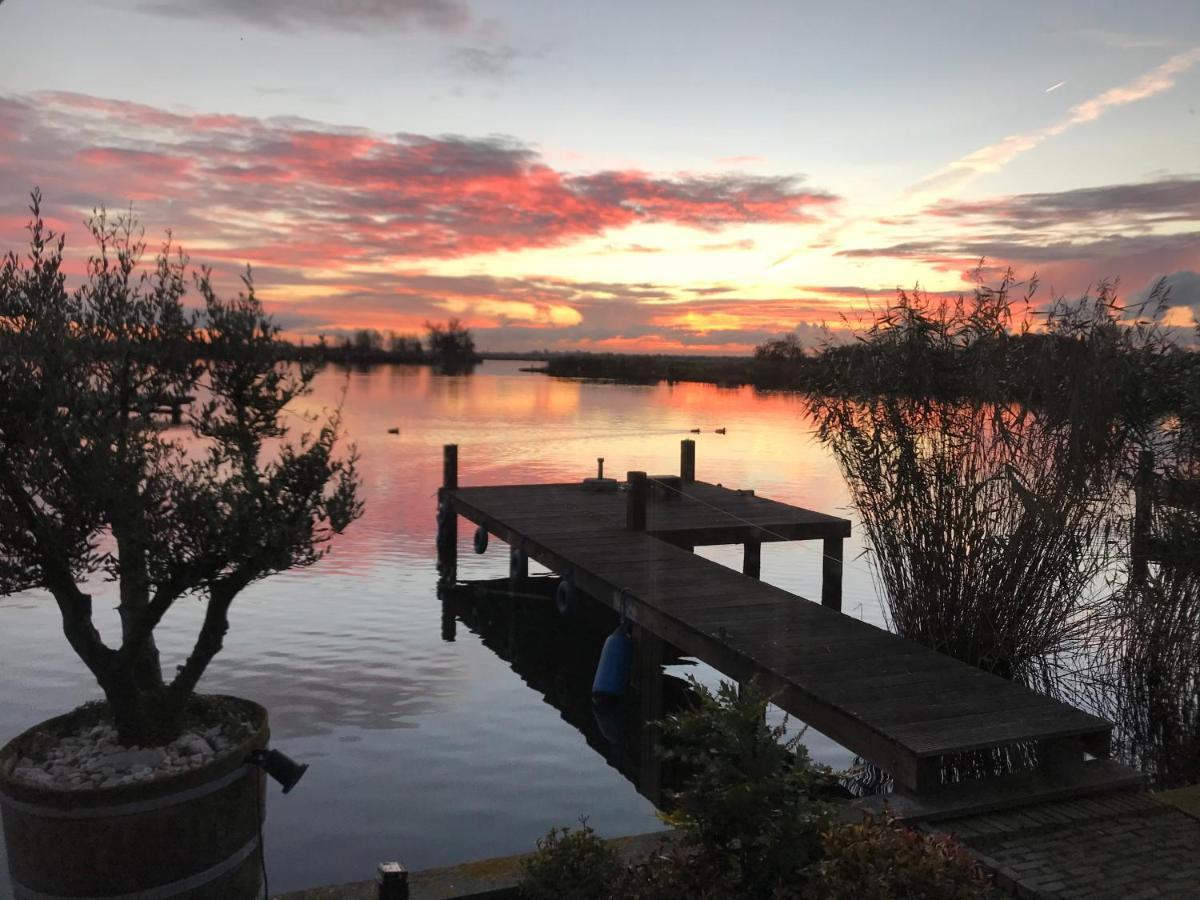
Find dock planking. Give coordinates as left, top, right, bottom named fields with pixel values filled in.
left=440, top=443, right=1115, bottom=794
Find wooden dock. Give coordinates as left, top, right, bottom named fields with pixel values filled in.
left=438, top=441, right=1127, bottom=800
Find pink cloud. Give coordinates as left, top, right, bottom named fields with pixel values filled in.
left=0, top=92, right=837, bottom=272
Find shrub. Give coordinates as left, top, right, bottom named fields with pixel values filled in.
left=519, top=823, right=621, bottom=900
left=806, top=811, right=991, bottom=900
left=609, top=843, right=720, bottom=900
left=658, top=679, right=839, bottom=896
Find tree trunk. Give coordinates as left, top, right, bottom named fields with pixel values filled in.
left=103, top=680, right=186, bottom=747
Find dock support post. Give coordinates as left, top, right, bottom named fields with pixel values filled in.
left=680, top=439, right=696, bottom=483
left=821, top=537, right=842, bottom=611
left=438, top=444, right=458, bottom=581
left=509, top=545, right=529, bottom=584
left=170, top=399, right=183, bottom=425
left=743, top=538, right=761, bottom=579
left=627, top=471, right=647, bottom=531
left=636, top=628, right=665, bottom=806
left=1131, top=448, right=1154, bottom=588
left=438, top=582, right=457, bottom=642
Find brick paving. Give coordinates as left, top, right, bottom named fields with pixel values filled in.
left=923, top=791, right=1200, bottom=898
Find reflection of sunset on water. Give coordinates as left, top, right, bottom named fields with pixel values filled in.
left=0, top=362, right=881, bottom=894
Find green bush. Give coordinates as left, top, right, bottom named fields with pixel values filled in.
left=519, top=823, right=621, bottom=900
left=806, top=811, right=991, bottom=899
left=658, top=679, right=840, bottom=896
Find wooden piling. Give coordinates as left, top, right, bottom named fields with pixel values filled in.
left=378, top=862, right=409, bottom=900
left=443, top=444, right=459, bottom=491
left=510, top=545, right=529, bottom=583
left=439, top=444, right=458, bottom=580
left=1131, top=448, right=1154, bottom=588
left=636, top=629, right=665, bottom=806
left=627, top=471, right=648, bottom=531
left=821, top=537, right=843, bottom=611
left=743, top=538, right=761, bottom=579
left=680, top=439, right=696, bottom=482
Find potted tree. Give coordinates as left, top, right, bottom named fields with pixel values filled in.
left=0, top=192, right=361, bottom=899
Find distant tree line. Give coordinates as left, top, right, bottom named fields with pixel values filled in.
left=542, top=277, right=1200, bottom=418
left=283, top=318, right=479, bottom=371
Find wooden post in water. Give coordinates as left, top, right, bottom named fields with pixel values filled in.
left=743, top=538, right=761, bottom=579
left=1131, top=448, right=1154, bottom=589
left=438, top=444, right=458, bottom=580
left=627, top=471, right=648, bottom=531
left=680, top=439, right=696, bottom=483
left=170, top=398, right=183, bottom=425
left=821, top=537, right=843, bottom=611
left=636, top=628, right=665, bottom=806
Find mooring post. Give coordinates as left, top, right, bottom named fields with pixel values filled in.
left=377, top=861, right=409, bottom=900
left=438, top=444, right=458, bottom=580
left=1131, top=448, right=1154, bottom=588
left=680, top=439, right=696, bottom=482
left=743, top=538, right=761, bottom=579
left=627, top=471, right=648, bottom=530
left=821, top=537, right=843, bottom=611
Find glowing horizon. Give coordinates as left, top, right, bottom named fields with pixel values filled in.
left=1, top=2, right=1197, bottom=353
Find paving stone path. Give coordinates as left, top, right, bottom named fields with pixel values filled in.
left=924, top=791, right=1200, bottom=898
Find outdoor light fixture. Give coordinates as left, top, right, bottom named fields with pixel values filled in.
left=247, top=748, right=309, bottom=794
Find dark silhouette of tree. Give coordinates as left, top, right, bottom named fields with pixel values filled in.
left=352, top=328, right=383, bottom=354
left=387, top=330, right=422, bottom=356
left=0, top=192, right=361, bottom=745
left=425, top=317, right=477, bottom=370
left=754, top=332, right=806, bottom=361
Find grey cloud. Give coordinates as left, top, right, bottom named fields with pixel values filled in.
left=928, top=177, right=1200, bottom=231
left=133, top=0, right=472, bottom=32
left=449, top=44, right=519, bottom=78
left=1133, top=270, right=1200, bottom=311
left=839, top=232, right=1200, bottom=263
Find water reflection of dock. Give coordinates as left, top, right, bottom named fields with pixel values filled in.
left=437, top=440, right=1136, bottom=812
left=440, top=576, right=691, bottom=807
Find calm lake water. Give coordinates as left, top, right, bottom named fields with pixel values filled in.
left=0, top=361, right=888, bottom=894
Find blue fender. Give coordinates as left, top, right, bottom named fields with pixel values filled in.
left=592, top=623, right=633, bottom=701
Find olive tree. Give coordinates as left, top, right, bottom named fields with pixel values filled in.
left=0, top=192, right=361, bottom=746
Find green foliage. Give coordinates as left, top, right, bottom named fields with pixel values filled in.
left=519, top=823, right=621, bottom=900
left=806, top=811, right=991, bottom=900
left=524, top=685, right=996, bottom=898
left=657, top=679, right=839, bottom=896
left=0, top=192, right=362, bottom=745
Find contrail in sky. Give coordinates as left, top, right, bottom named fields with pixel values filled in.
left=912, top=47, right=1200, bottom=195
left=1044, top=80, right=1067, bottom=93
left=764, top=48, right=1200, bottom=273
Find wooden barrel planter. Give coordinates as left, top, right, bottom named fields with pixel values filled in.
left=0, top=695, right=269, bottom=900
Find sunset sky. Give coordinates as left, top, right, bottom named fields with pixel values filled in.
left=1, top=1, right=1198, bottom=353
